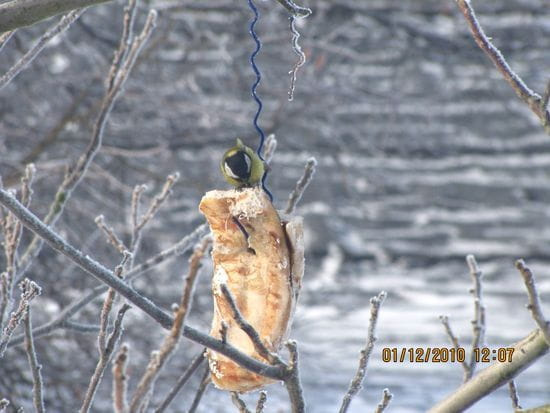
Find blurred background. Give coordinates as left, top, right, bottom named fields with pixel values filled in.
left=1, top=0, right=550, bottom=411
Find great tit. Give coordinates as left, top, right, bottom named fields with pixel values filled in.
left=220, top=138, right=265, bottom=188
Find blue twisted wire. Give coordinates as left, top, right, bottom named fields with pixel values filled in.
left=247, top=0, right=273, bottom=201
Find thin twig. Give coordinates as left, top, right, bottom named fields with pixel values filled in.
left=508, top=380, right=521, bottom=410
left=95, top=215, right=128, bottom=254
left=515, top=259, right=550, bottom=346
left=15, top=6, right=157, bottom=282
left=220, top=283, right=282, bottom=364
left=8, top=224, right=208, bottom=347
left=373, top=389, right=393, bottom=413
left=154, top=351, right=206, bottom=413
left=128, top=237, right=210, bottom=412
left=79, top=304, right=131, bottom=413
left=187, top=366, right=211, bottom=413
left=262, top=134, right=277, bottom=165
left=439, top=315, right=470, bottom=379
left=285, top=157, right=317, bottom=215
left=231, top=392, right=251, bottom=413
left=273, top=0, right=311, bottom=17
left=0, top=30, right=15, bottom=52
left=455, top=0, right=550, bottom=132
left=0, top=279, right=40, bottom=358
left=23, top=305, right=45, bottom=413
left=255, top=391, right=267, bottom=413
left=0, top=0, right=111, bottom=32
left=339, top=291, right=387, bottom=413
left=466, top=254, right=485, bottom=379
left=112, top=344, right=129, bottom=413
left=284, top=340, right=305, bottom=413
left=0, top=10, right=84, bottom=89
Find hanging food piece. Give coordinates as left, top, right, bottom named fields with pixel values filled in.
left=199, top=186, right=304, bottom=391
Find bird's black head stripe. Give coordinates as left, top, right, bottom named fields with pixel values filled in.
left=224, top=151, right=252, bottom=180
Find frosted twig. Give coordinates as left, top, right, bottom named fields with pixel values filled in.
left=287, top=14, right=306, bottom=101
left=135, top=173, right=179, bottom=234
left=285, top=340, right=305, bottom=413
left=112, top=344, right=130, bottom=413
left=15, top=6, right=157, bottom=282
left=154, top=351, right=206, bottom=413
left=515, top=259, right=550, bottom=346
left=508, top=380, right=521, bottom=410
left=542, top=79, right=550, bottom=114
left=455, top=0, right=550, bottom=132
left=274, top=0, right=311, bottom=17
left=339, top=291, right=386, bottom=413
left=285, top=157, right=317, bottom=215
left=0, top=279, right=40, bottom=358
left=95, top=215, right=128, bottom=254
left=8, top=224, right=208, bottom=348
left=0, top=30, right=15, bottom=53
left=439, top=315, right=470, bottom=379
left=188, top=366, right=211, bottom=413
left=23, top=305, right=45, bottom=413
left=255, top=391, right=267, bottom=413
left=0, top=10, right=84, bottom=89
left=0, top=190, right=288, bottom=381
left=466, top=254, right=485, bottom=379
left=231, top=392, right=251, bottom=413
left=0, top=399, right=9, bottom=412
left=0, top=0, right=111, bottom=32
left=80, top=304, right=131, bottom=413
left=129, top=237, right=210, bottom=412
left=374, top=389, right=393, bottom=413
left=107, top=0, right=137, bottom=90
left=262, top=134, right=277, bottom=165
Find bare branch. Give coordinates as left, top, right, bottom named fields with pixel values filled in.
left=188, top=366, right=211, bottom=413
left=154, top=351, right=206, bottom=413
left=8, top=224, right=208, bottom=348
left=23, top=305, right=45, bottom=413
left=466, top=254, right=485, bottom=379
left=262, top=134, right=277, bottom=165
left=0, top=278, right=41, bottom=358
left=231, top=392, right=251, bottom=413
left=515, top=259, right=550, bottom=346
left=80, top=304, right=131, bottom=413
left=284, top=340, right=305, bottom=413
left=285, top=157, right=317, bottom=215
left=129, top=237, right=210, bottom=412
left=95, top=215, right=128, bottom=254
left=508, top=380, right=521, bottom=410
left=255, top=391, right=267, bottom=413
left=439, top=315, right=470, bottom=379
left=373, top=389, right=393, bottom=413
left=0, top=0, right=112, bottom=32
left=428, top=329, right=549, bottom=413
left=273, top=0, right=311, bottom=18
left=0, top=10, right=84, bottom=89
left=220, top=283, right=282, bottom=365
left=339, top=291, right=386, bottom=413
left=15, top=6, right=157, bottom=282
left=455, top=0, right=550, bottom=132
left=112, top=344, right=129, bottom=413
left=0, top=30, right=15, bottom=52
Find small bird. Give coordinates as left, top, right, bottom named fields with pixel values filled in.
left=221, top=138, right=265, bottom=188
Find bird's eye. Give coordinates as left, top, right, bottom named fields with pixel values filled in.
left=224, top=151, right=252, bottom=180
